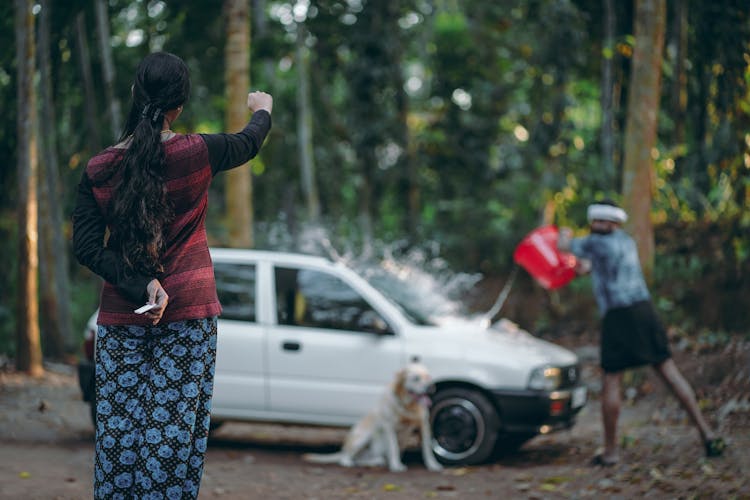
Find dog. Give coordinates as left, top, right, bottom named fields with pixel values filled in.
left=302, top=360, right=444, bottom=472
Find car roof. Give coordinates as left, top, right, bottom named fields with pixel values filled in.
left=209, top=247, right=334, bottom=267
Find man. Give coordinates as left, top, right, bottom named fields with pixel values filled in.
left=558, top=199, right=725, bottom=466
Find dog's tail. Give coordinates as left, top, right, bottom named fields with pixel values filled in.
left=302, top=452, right=345, bottom=464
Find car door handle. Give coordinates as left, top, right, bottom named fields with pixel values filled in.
left=282, top=341, right=301, bottom=352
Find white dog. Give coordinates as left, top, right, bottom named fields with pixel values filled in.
left=303, top=361, right=444, bottom=472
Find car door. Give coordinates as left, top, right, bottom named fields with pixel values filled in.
left=267, top=264, right=404, bottom=423
left=211, top=260, right=267, bottom=415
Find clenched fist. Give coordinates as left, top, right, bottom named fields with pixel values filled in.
left=247, top=91, right=273, bottom=114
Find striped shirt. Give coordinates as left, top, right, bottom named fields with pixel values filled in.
left=73, top=110, right=271, bottom=325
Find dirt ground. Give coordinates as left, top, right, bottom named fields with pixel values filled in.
left=1, top=338, right=749, bottom=500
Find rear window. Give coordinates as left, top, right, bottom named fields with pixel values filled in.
left=214, top=262, right=257, bottom=322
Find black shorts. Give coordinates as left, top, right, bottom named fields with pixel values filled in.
left=601, top=300, right=671, bottom=373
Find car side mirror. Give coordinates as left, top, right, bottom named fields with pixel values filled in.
left=358, top=311, right=393, bottom=335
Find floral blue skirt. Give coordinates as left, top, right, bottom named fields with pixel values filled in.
left=93, top=317, right=217, bottom=499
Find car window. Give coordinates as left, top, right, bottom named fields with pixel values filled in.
left=214, top=262, right=257, bottom=322
left=275, top=266, right=391, bottom=333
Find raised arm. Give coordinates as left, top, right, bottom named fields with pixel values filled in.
left=200, top=91, right=273, bottom=175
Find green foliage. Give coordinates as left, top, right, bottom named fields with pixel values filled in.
left=3, top=0, right=750, bottom=359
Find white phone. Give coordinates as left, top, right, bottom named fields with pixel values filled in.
left=134, top=303, right=158, bottom=314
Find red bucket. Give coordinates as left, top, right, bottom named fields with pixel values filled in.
left=513, top=225, right=577, bottom=290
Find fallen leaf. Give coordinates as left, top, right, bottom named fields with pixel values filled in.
left=597, top=478, right=614, bottom=490
left=19, top=472, right=31, bottom=479
left=701, top=463, right=715, bottom=476
left=450, top=467, right=470, bottom=476
left=382, top=483, right=401, bottom=492
left=542, top=475, right=570, bottom=485
left=649, top=468, right=664, bottom=480
left=436, top=485, right=455, bottom=491
left=698, top=398, right=713, bottom=410
left=539, top=484, right=557, bottom=492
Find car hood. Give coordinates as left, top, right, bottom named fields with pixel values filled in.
left=421, top=315, right=579, bottom=368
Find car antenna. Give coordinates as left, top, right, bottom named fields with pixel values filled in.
left=480, top=265, right=518, bottom=329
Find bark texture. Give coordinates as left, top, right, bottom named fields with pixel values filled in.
left=621, top=0, right=666, bottom=280
left=224, top=0, right=253, bottom=247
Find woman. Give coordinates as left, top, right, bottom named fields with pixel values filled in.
left=73, top=52, right=272, bottom=498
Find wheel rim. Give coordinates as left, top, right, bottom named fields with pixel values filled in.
left=431, top=396, right=486, bottom=461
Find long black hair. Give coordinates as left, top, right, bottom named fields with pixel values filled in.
left=110, top=52, right=190, bottom=275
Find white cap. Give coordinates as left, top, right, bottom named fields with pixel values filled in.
left=587, top=203, right=627, bottom=223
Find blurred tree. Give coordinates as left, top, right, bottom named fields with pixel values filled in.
left=600, top=0, right=616, bottom=186
left=74, top=11, right=101, bottom=154
left=224, top=0, right=253, bottom=247
left=668, top=0, right=688, bottom=146
left=15, top=0, right=43, bottom=376
left=38, top=0, right=74, bottom=358
left=95, top=0, right=122, bottom=140
left=622, top=0, right=666, bottom=279
left=296, top=18, right=321, bottom=221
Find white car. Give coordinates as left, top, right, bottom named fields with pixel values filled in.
left=79, top=248, right=587, bottom=466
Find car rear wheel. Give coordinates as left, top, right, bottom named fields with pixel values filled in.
left=430, top=387, right=499, bottom=466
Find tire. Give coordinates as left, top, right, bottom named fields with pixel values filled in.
left=430, top=387, right=500, bottom=466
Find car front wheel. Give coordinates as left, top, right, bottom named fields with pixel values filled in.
left=430, top=387, right=500, bottom=466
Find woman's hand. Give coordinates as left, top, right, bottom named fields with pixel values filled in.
left=247, top=91, right=273, bottom=114
left=145, top=279, right=169, bottom=325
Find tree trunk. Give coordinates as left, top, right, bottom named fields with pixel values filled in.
left=600, top=0, right=616, bottom=188
left=670, top=0, right=688, bottom=146
left=75, top=11, right=101, bottom=153
left=296, top=21, right=320, bottom=221
left=38, top=0, right=74, bottom=358
left=253, top=0, right=275, bottom=82
left=95, top=0, right=122, bottom=140
left=224, top=0, right=253, bottom=248
left=15, top=0, right=44, bottom=377
left=621, top=0, right=666, bottom=280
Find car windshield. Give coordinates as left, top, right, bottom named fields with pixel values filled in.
left=362, top=269, right=466, bottom=326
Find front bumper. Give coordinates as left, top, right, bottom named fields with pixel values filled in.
left=490, top=384, right=587, bottom=435
left=77, top=361, right=95, bottom=403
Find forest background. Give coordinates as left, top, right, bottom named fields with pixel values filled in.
left=3, top=0, right=750, bottom=372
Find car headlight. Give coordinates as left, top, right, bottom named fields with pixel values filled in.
left=528, top=366, right=562, bottom=391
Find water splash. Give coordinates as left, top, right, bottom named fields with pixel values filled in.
left=255, top=220, right=482, bottom=322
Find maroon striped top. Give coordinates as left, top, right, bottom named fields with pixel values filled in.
left=73, top=111, right=271, bottom=325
